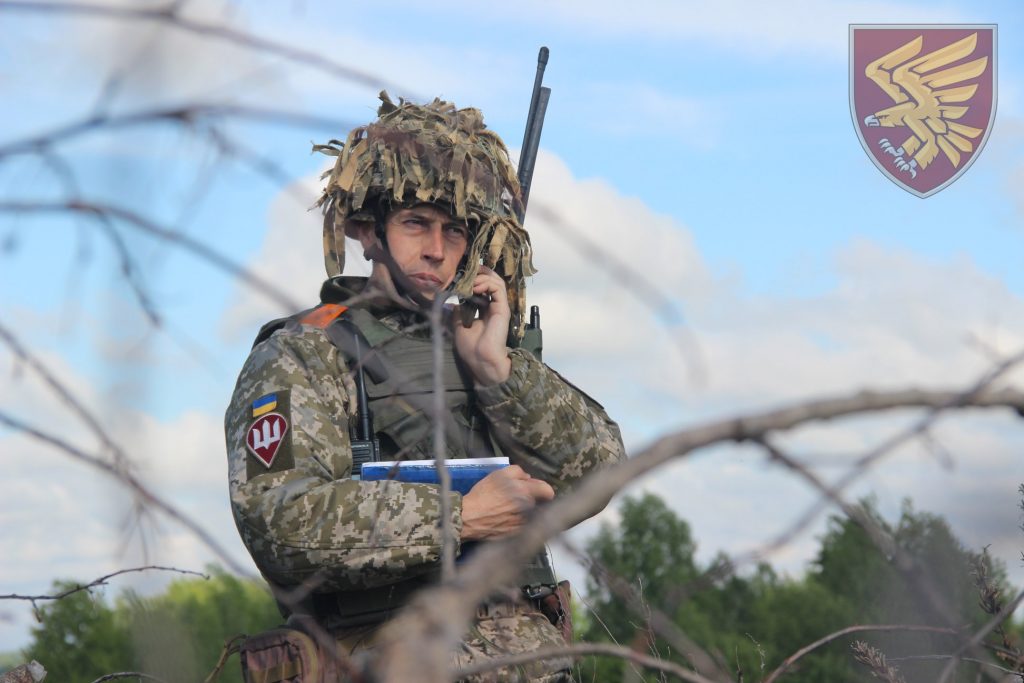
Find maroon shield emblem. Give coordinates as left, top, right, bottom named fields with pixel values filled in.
left=850, top=25, right=996, bottom=198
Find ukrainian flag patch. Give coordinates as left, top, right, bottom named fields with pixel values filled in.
left=252, top=393, right=278, bottom=417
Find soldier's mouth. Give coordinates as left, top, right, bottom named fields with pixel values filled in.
left=409, top=273, right=443, bottom=288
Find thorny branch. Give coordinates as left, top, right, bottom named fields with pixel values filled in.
left=1, top=566, right=208, bottom=619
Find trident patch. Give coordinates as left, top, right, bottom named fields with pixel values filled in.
left=246, top=412, right=289, bottom=468
left=850, top=24, right=996, bottom=198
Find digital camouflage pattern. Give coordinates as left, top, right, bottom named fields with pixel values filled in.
left=225, top=290, right=626, bottom=679
left=313, top=92, right=536, bottom=337
left=226, top=305, right=625, bottom=588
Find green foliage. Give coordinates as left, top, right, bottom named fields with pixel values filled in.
left=20, top=567, right=280, bottom=683
left=579, top=493, right=1017, bottom=683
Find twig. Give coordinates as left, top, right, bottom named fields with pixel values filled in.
left=763, top=624, right=956, bottom=683
left=0, top=322, right=126, bottom=464
left=0, top=565, right=208, bottom=603
left=454, top=642, right=723, bottom=683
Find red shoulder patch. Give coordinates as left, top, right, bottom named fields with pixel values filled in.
left=246, top=412, right=289, bottom=468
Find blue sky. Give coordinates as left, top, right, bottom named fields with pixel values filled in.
left=1, top=0, right=1023, bottom=653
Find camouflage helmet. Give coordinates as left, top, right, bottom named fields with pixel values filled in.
left=314, top=92, right=537, bottom=330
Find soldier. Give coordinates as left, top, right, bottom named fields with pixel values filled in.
left=225, top=93, right=626, bottom=681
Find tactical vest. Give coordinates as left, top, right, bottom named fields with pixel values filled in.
left=336, top=307, right=497, bottom=464
left=254, top=301, right=556, bottom=628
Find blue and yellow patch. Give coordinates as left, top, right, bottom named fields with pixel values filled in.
left=252, top=393, right=278, bottom=418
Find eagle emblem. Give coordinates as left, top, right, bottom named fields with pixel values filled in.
left=850, top=25, right=996, bottom=198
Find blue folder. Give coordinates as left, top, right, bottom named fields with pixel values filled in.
left=359, top=457, right=509, bottom=495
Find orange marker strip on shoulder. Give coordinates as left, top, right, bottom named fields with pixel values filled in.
left=300, top=304, right=349, bottom=328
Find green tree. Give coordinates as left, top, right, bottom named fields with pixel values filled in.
left=22, top=582, right=132, bottom=680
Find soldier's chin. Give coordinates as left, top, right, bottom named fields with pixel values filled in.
left=408, top=278, right=445, bottom=299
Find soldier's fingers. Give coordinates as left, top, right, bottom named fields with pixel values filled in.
left=525, top=478, right=556, bottom=502
left=502, top=464, right=529, bottom=479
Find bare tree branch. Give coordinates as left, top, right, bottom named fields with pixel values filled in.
left=0, top=1, right=413, bottom=97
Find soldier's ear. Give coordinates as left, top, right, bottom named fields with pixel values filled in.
left=346, top=219, right=377, bottom=251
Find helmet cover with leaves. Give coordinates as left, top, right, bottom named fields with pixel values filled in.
left=314, top=92, right=537, bottom=331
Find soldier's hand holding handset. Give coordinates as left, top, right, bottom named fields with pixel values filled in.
left=453, top=265, right=513, bottom=387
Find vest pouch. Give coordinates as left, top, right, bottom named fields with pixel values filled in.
left=239, top=625, right=332, bottom=683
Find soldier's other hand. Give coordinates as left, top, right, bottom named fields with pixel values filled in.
left=453, top=266, right=511, bottom=387
left=460, top=465, right=554, bottom=541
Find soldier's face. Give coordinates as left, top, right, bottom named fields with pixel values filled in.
left=373, top=204, right=470, bottom=300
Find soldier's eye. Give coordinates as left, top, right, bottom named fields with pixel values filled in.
left=445, top=225, right=468, bottom=240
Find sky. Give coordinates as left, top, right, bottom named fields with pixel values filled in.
left=1, top=0, right=1023, bottom=654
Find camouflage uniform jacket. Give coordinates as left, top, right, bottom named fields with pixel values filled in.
left=225, top=277, right=625, bottom=676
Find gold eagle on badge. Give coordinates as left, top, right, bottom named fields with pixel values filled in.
left=863, top=32, right=988, bottom=178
